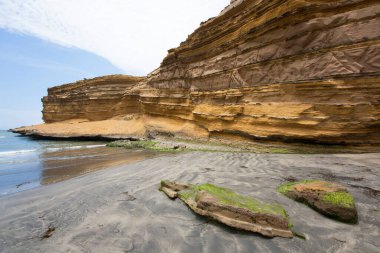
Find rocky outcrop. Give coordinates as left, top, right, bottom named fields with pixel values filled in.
left=160, top=181, right=293, bottom=238
left=42, top=75, right=145, bottom=123
left=278, top=180, right=358, bottom=223
left=14, top=0, right=380, bottom=144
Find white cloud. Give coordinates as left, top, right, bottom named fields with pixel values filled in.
left=0, top=0, right=229, bottom=75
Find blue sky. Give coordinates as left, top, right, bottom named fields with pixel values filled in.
left=0, top=30, right=122, bottom=129
left=0, top=0, right=229, bottom=129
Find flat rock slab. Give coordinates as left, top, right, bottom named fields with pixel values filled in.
left=160, top=181, right=293, bottom=238
left=278, top=180, right=358, bottom=224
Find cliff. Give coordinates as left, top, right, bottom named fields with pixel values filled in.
left=42, top=75, right=145, bottom=122
left=13, top=0, right=380, bottom=144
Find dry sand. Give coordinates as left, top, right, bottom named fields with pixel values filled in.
left=0, top=152, right=379, bottom=253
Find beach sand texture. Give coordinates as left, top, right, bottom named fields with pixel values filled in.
left=0, top=152, right=379, bottom=253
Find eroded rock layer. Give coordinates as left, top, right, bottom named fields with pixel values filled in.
left=36, top=0, right=380, bottom=144
left=42, top=75, right=145, bottom=122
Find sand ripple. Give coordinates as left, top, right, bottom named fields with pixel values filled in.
left=0, top=152, right=379, bottom=252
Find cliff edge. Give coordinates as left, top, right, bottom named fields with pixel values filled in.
left=13, top=0, right=380, bottom=144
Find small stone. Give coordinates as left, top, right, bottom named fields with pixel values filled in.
left=41, top=225, right=56, bottom=240
left=122, top=192, right=136, bottom=201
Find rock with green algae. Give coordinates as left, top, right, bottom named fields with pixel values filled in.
left=159, top=180, right=293, bottom=238
left=277, top=180, right=358, bottom=224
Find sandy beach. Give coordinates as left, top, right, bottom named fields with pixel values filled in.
left=0, top=152, right=379, bottom=253
left=2, top=0, right=380, bottom=252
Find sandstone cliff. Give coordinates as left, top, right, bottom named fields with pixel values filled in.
left=14, top=0, right=380, bottom=144
left=42, top=75, right=145, bottom=122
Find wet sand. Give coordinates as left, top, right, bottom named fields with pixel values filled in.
left=0, top=152, right=379, bottom=252
left=0, top=142, right=161, bottom=195
left=39, top=147, right=161, bottom=185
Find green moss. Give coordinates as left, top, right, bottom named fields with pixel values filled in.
left=267, top=148, right=294, bottom=154
left=107, top=140, right=183, bottom=152
left=293, top=231, right=306, bottom=240
left=174, top=137, right=226, bottom=147
left=159, top=180, right=168, bottom=189
left=277, top=180, right=318, bottom=194
left=108, top=140, right=237, bottom=153
left=288, top=220, right=294, bottom=228
left=107, top=140, right=157, bottom=149
left=193, top=184, right=288, bottom=218
left=277, top=182, right=297, bottom=195
left=178, top=189, right=196, bottom=201
left=323, top=191, right=355, bottom=208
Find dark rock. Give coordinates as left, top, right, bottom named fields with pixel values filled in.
left=41, top=225, right=55, bottom=240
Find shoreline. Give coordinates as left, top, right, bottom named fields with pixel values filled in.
left=0, top=132, right=164, bottom=196
left=10, top=128, right=140, bottom=142
left=11, top=123, right=380, bottom=154
left=12, top=119, right=380, bottom=147
left=1, top=152, right=379, bottom=252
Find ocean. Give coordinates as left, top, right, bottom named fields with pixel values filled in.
left=0, top=130, right=157, bottom=196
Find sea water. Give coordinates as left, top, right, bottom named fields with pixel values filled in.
left=0, top=130, right=112, bottom=195
left=0, top=130, right=156, bottom=196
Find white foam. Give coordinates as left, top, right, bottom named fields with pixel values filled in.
left=0, top=149, right=37, bottom=157
left=45, top=144, right=106, bottom=152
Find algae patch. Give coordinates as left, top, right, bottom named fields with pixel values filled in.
left=193, top=184, right=288, bottom=219
left=323, top=191, right=355, bottom=208
left=162, top=181, right=288, bottom=218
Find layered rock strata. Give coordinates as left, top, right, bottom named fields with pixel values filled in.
left=14, top=0, right=380, bottom=144
left=42, top=75, right=145, bottom=122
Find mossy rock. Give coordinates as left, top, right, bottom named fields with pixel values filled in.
left=277, top=180, right=358, bottom=224
left=160, top=180, right=293, bottom=238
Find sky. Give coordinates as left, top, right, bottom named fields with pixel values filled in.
left=0, top=0, right=229, bottom=129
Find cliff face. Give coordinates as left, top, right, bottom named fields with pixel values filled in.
left=27, top=0, right=380, bottom=144
left=42, top=75, right=145, bottom=122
